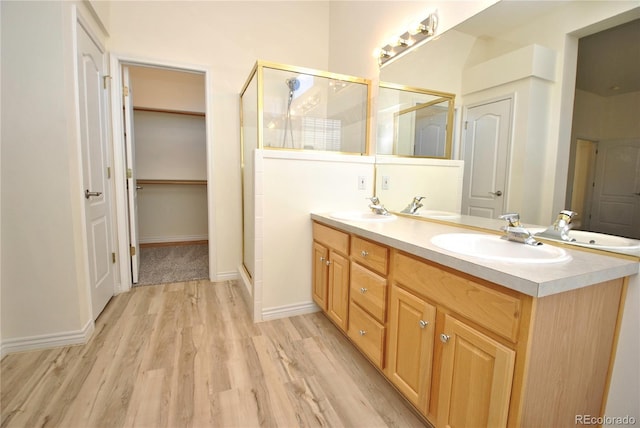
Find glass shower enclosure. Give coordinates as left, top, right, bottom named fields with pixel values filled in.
left=239, top=61, right=371, bottom=288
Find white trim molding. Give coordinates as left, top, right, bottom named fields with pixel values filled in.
left=0, top=319, right=95, bottom=358
left=261, top=301, right=320, bottom=322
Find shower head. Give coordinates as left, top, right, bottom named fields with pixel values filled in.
left=286, top=78, right=300, bottom=92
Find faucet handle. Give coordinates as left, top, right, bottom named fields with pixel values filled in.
left=499, top=213, right=522, bottom=227
left=414, top=196, right=426, bottom=202
left=558, top=210, right=578, bottom=222
left=367, top=196, right=380, bottom=205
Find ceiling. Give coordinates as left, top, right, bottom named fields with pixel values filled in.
left=576, top=18, right=640, bottom=97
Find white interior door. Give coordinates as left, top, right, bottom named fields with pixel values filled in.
left=77, top=23, right=115, bottom=318
left=414, top=110, right=446, bottom=156
left=589, top=139, right=640, bottom=239
left=461, top=98, right=512, bottom=218
left=122, top=66, right=140, bottom=283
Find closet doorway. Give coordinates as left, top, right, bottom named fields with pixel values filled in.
left=122, top=64, right=209, bottom=286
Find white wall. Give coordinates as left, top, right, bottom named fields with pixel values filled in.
left=258, top=151, right=375, bottom=320
left=108, top=1, right=332, bottom=280
left=1, top=1, right=102, bottom=352
left=375, top=158, right=463, bottom=213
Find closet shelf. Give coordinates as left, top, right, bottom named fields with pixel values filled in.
left=133, top=106, right=205, bottom=117
left=137, top=179, right=207, bottom=185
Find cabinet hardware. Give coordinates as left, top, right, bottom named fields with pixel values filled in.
left=320, top=256, right=325, bottom=262
left=325, top=260, right=331, bottom=266
left=359, top=330, right=367, bottom=336
left=361, top=250, right=369, bottom=257
left=419, top=320, right=429, bottom=329
left=360, top=287, right=368, bottom=294
left=440, top=333, right=450, bottom=343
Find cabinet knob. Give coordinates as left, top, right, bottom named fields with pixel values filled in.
left=359, top=329, right=367, bottom=336
left=320, top=256, right=325, bottom=262
left=419, top=320, right=428, bottom=329
left=325, top=260, right=331, bottom=266
left=361, top=250, right=369, bottom=257
left=360, top=287, right=368, bottom=294
left=440, top=333, right=450, bottom=343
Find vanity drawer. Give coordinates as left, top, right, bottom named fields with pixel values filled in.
left=393, top=251, right=522, bottom=342
left=351, top=236, right=389, bottom=275
left=348, top=302, right=386, bottom=368
left=350, top=262, right=387, bottom=322
left=313, top=222, right=349, bottom=255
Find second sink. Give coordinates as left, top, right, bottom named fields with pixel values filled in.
left=431, top=233, right=572, bottom=264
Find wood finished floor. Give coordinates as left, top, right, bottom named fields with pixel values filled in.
left=1, top=280, right=428, bottom=428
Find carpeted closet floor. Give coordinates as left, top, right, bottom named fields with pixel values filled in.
left=137, top=243, right=208, bottom=286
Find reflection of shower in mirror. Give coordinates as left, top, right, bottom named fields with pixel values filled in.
left=283, top=77, right=300, bottom=148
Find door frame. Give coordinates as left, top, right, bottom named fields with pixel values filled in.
left=109, top=54, right=216, bottom=292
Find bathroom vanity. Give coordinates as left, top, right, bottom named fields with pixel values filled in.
left=310, top=213, right=638, bottom=428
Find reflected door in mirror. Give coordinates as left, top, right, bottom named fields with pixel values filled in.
left=590, top=139, right=640, bottom=239
left=461, top=98, right=512, bottom=218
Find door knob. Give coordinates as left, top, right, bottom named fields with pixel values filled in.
left=85, top=189, right=103, bottom=199
left=489, top=190, right=503, bottom=197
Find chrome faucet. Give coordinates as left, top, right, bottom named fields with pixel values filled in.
left=367, top=196, right=391, bottom=216
left=499, top=213, right=542, bottom=246
left=534, top=210, right=577, bottom=242
left=401, top=196, right=425, bottom=215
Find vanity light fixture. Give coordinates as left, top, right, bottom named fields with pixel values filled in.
left=378, top=12, right=438, bottom=67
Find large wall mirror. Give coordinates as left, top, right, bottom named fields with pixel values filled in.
left=377, top=82, right=455, bottom=159
left=377, top=0, right=640, bottom=255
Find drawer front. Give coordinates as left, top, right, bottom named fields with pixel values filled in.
left=348, top=302, right=386, bottom=368
left=351, top=236, right=389, bottom=275
left=350, top=262, right=387, bottom=322
left=394, top=252, right=522, bottom=342
left=313, top=222, right=349, bottom=255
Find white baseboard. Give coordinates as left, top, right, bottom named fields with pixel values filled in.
left=213, top=271, right=239, bottom=282
left=0, top=319, right=95, bottom=359
left=261, top=301, right=320, bottom=321
left=139, top=234, right=208, bottom=244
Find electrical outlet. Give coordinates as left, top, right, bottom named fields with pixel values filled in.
left=358, top=176, right=366, bottom=190
left=382, top=175, right=390, bottom=190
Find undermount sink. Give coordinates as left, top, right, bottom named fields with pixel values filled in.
left=415, top=210, right=461, bottom=220
left=330, top=211, right=397, bottom=222
left=431, top=233, right=572, bottom=264
left=534, top=229, right=640, bottom=251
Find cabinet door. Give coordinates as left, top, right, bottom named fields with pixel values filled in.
left=312, top=242, right=329, bottom=310
left=437, top=314, right=515, bottom=428
left=386, top=285, right=436, bottom=414
left=327, top=250, right=350, bottom=330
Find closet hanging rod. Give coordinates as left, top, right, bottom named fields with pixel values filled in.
left=133, top=106, right=205, bottom=117
left=136, top=179, right=207, bottom=185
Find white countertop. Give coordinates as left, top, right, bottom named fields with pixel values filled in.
left=311, top=212, right=639, bottom=298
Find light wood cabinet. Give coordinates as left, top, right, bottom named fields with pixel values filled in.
left=312, top=242, right=329, bottom=310
left=311, top=221, right=625, bottom=428
left=437, top=314, right=515, bottom=428
left=326, top=251, right=349, bottom=330
left=386, top=285, right=436, bottom=414
left=312, top=223, right=350, bottom=331
left=347, top=302, right=385, bottom=367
